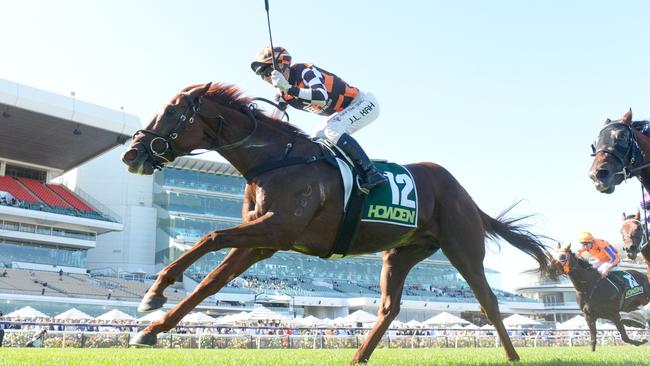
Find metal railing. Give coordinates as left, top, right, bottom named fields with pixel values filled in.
left=2, top=326, right=649, bottom=349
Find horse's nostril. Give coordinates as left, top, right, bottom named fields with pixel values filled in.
left=595, top=169, right=609, bottom=180
left=123, top=149, right=139, bottom=163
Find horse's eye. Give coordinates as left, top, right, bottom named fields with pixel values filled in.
left=165, top=108, right=176, bottom=117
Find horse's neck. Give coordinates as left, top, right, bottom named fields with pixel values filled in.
left=568, top=268, right=599, bottom=294
left=216, top=120, right=307, bottom=178
left=633, top=128, right=650, bottom=186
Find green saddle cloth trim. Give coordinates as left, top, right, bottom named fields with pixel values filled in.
left=361, top=162, right=418, bottom=228
left=609, top=271, right=644, bottom=299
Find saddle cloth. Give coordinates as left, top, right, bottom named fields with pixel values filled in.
left=607, top=271, right=645, bottom=310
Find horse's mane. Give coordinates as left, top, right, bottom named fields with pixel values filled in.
left=573, top=255, right=599, bottom=274
left=182, top=83, right=311, bottom=141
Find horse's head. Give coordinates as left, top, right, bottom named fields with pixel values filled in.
left=122, top=83, right=216, bottom=174
left=547, top=243, right=576, bottom=279
left=588, top=110, right=638, bottom=193
left=621, top=209, right=646, bottom=260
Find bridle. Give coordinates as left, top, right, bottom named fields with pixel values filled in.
left=592, top=122, right=649, bottom=179
left=132, top=92, right=258, bottom=170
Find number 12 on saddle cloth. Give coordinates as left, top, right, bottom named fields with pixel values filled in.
left=361, top=162, right=418, bottom=228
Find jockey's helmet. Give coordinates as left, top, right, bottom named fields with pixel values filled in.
left=578, top=231, right=594, bottom=244
left=250, top=46, right=291, bottom=76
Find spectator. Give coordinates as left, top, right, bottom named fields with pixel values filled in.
left=107, top=288, right=113, bottom=300
left=59, top=268, right=63, bottom=280
left=1, top=269, right=7, bottom=277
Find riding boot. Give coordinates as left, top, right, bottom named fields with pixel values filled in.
left=336, top=133, right=387, bottom=191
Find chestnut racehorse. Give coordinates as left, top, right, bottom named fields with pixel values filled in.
left=122, top=82, right=551, bottom=363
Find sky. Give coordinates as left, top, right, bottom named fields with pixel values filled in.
left=2, top=1, right=650, bottom=290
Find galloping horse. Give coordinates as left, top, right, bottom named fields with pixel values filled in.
left=589, top=110, right=650, bottom=277
left=589, top=110, right=650, bottom=194
left=121, top=82, right=551, bottom=363
left=548, top=245, right=649, bottom=351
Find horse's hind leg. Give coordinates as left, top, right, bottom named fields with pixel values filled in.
left=350, top=245, right=438, bottom=364
left=614, top=316, right=648, bottom=346
left=130, top=248, right=275, bottom=346
left=442, top=241, right=519, bottom=361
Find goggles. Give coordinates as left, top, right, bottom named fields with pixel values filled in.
left=256, top=64, right=273, bottom=78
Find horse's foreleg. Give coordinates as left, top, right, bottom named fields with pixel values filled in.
left=584, top=314, right=597, bottom=352
left=132, top=248, right=275, bottom=345
left=143, top=212, right=281, bottom=310
left=350, top=246, right=436, bottom=364
left=614, top=316, right=648, bottom=346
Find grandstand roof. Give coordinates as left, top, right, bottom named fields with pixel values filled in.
left=0, top=79, right=141, bottom=172
left=166, top=156, right=241, bottom=177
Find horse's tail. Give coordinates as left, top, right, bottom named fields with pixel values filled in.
left=479, top=202, right=552, bottom=273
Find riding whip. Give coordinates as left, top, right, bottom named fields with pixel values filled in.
left=264, top=0, right=280, bottom=71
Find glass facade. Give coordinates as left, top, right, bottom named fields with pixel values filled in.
left=1, top=220, right=96, bottom=241
left=154, top=168, right=246, bottom=268
left=0, top=239, right=87, bottom=268
left=152, top=163, right=519, bottom=302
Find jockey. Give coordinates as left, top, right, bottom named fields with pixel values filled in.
left=250, top=46, right=387, bottom=191
left=577, top=231, right=620, bottom=277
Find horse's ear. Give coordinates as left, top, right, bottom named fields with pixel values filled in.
left=621, top=109, right=633, bottom=124
left=562, top=243, right=572, bottom=252
left=605, top=118, right=612, bottom=125
left=636, top=208, right=641, bottom=221
left=188, top=82, right=212, bottom=99
left=622, top=212, right=627, bottom=221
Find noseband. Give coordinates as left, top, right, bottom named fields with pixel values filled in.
left=132, top=93, right=258, bottom=170
left=592, top=122, right=648, bottom=179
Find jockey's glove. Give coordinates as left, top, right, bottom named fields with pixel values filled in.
left=271, top=70, right=290, bottom=92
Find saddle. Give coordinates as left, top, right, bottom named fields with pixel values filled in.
left=606, top=271, right=645, bottom=311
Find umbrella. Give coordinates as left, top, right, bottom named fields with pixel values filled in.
left=235, top=306, right=287, bottom=322
left=463, top=323, right=480, bottom=330
left=422, top=312, right=470, bottom=327
left=405, top=319, right=422, bottom=328
left=95, top=309, right=135, bottom=321
left=180, top=311, right=217, bottom=324
left=340, top=310, right=378, bottom=326
left=54, top=308, right=93, bottom=321
left=137, top=309, right=166, bottom=323
left=557, top=315, right=587, bottom=330
left=214, top=311, right=249, bottom=324
left=480, top=324, right=495, bottom=330
left=294, top=315, right=326, bottom=327
left=503, top=314, right=540, bottom=328
left=390, top=319, right=404, bottom=328
left=4, top=306, right=48, bottom=319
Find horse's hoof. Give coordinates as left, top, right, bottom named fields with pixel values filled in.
left=129, top=331, right=157, bottom=348
left=137, top=294, right=167, bottom=312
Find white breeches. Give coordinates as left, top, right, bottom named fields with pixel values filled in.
left=313, top=91, right=380, bottom=143
left=592, top=260, right=616, bottom=275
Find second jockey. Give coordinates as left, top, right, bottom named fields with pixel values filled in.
left=250, top=46, right=387, bottom=191
left=577, top=231, right=620, bottom=277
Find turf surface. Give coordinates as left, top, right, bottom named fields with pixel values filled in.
left=1, top=346, right=649, bottom=366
